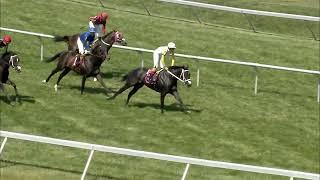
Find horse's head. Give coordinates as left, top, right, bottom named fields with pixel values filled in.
left=1, top=52, right=21, bottom=73
left=169, top=66, right=191, bottom=87
left=101, top=30, right=127, bottom=46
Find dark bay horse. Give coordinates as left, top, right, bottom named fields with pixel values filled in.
left=109, top=66, right=192, bottom=113
left=0, top=51, right=21, bottom=103
left=43, top=31, right=126, bottom=95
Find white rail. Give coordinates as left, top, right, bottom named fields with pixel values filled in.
left=1, top=27, right=319, bottom=101
left=158, top=0, right=320, bottom=22
left=0, top=131, right=319, bottom=180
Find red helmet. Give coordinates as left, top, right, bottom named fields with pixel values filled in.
left=101, top=12, right=109, bottom=20
left=3, top=35, right=12, bottom=45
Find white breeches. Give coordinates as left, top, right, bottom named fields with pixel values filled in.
left=89, top=21, right=103, bottom=38
left=153, top=51, right=164, bottom=68
left=77, top=38, right=85, bottom=54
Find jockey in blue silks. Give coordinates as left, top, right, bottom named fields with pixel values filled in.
left=77, top=27, right=95, bottom=54
left=73, top=28, right=96, bottom=67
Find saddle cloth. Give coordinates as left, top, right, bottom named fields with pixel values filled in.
left=73, top=55, right=86, bottom=67
left=144, top=69, right=158, bottom=85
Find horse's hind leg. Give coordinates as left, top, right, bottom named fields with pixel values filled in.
left=126, top=83, right=144, bottom=105
left=96, top=73, right=113, bottom=94
left=160, top=93, right=168, bottom=114
left=6, top=79, right=19, bottom=103
left=43, top=66, right=60, bottom=83
left=54, top=68, right=71, bottom=92
left=81, top=76, right=86, bottom=94
left=108, top=82, right=132, bottom=100
left=0, top=83, right=10, bottom=103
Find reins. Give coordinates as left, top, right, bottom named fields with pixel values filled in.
left=165, top=68, right=191, bottom=85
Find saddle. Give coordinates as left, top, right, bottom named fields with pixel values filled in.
left=72, top=54, right=87, bottom=73
left=144, top=69, right=159, bottom=85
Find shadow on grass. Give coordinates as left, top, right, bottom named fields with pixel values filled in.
left=0, top=95, right=35, bottom=105
left=0, top=159, right=125, bottom=180
left=130, top=102, right=202, bottom=113
left=100, top=71, right=125, bottom=79
left=68, top=85, right=117, bottom=96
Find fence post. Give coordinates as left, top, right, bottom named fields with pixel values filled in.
left=142, top=2, right=152, bottom=16
left=242, top=13, right=257, bottom=33
left=289, top=177, right=294, bottom=180
left=0, top=137, right=8, bottom=155
left=305, top=21, right=319, bottom=41
left=317, top=78, right=320, bottom=103
left=39, top=37, right=43, bottom=61
left=181, top=163, right=190, bottom=180
left=81, top=148, right=95, bottom=180
left=138, top=51, right=144, bottom=67
left=254, top=67, right=258, bottom=95
left=196, top=60, right=200, bottom=87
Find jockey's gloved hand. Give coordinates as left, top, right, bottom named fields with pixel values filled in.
left=84, top=50, right=90, bottom=54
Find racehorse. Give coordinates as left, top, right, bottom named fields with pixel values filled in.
left=43, top=30, right=126, bottom=95
left=0, top=51, right=21, bottom=103
left=53, top=30, right=127, bottom=51
left=109, top=66, right=192, bottom=113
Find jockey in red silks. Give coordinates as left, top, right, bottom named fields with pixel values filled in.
left=0, top=35, right=12, bottom=53
left=89, top=12, right=109, bottom=40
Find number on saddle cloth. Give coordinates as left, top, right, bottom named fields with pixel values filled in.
left=73, top=54, right=85, bottom=67
left=144, top=69, right=158, bottom=85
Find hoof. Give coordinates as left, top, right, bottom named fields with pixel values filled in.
left=107, top=96, right=115, bottom=100
left=54, top=84, right=58, bottom=92
left=42, top=80, right=47, bottom=83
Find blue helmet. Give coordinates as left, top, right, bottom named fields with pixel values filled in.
left=89, top=27, right=96, bottom=33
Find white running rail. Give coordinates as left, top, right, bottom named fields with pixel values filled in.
left=0, top=131, right=319, bottom=180
left=158, top=0, right=320, bottom=22
left=1, top=27, right=319, bottom=102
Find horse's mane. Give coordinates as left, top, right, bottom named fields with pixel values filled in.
left=168, top=65, right=188, bottom=70
left=101, top=30, right=116, bottom=39
left=1, top=51, right=16, bottom=59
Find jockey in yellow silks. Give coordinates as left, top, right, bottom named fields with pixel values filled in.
left=150, top=42, right=176, bottom=74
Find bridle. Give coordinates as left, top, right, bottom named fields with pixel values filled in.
left=166, top=68, right=191, bottom=85
left=9, top=55, right=21, bottom=70
left=100, top=31, right=124, bottom=45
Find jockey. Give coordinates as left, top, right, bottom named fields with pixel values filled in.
left=89, top=12, right=109, bottom=39
left=150, top=42, right=176, bottom=74
left=0, top=35, right=12, bottom=53
left=73, top=28, right=95, bottom=67
left=77, top=28, right=95, bottom=54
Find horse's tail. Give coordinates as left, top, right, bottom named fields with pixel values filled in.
left=54, top=35, right=69, bottom=42
left=121, top=67, right=148, bottom=82
left=46, top=51, right=63, bottom=62
left=121, top=74, right=128, bottom=81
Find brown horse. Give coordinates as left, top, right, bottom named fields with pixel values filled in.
left=53, top=30, right=127, bottom=51
left=43, top=31, right=126, bottom=95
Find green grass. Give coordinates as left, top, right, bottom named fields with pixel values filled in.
left=0, top=0, right=319, bottom=179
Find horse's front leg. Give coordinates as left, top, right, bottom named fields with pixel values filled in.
left=171, top=90, right=186, bottom=111
left=81, top=76, right=87, bottom=94
left=6, top=79, right=19, bottom=103
left=96, top=73, right=113, bottom=94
